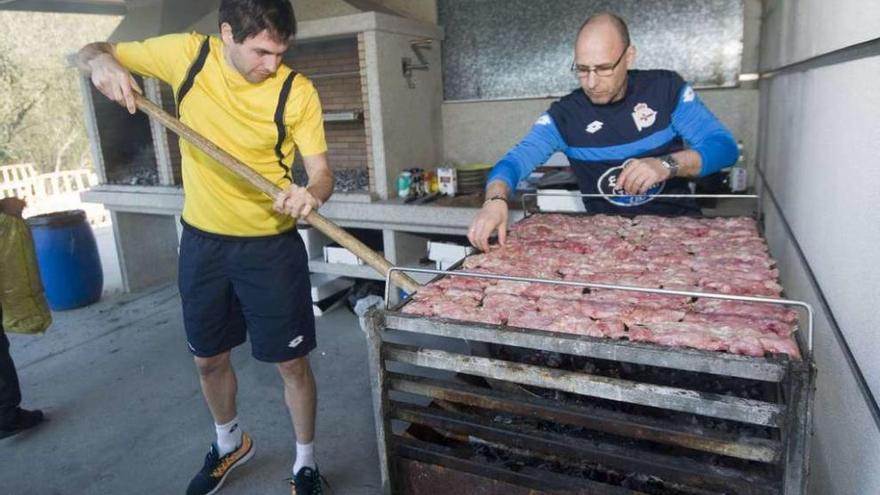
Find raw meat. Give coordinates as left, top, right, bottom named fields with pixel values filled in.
left=402, top=214, right=801, bottom=359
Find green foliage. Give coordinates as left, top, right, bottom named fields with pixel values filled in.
left=0, top=11, right=120, bottom=172
left=0, top=49, right=45, bottom=163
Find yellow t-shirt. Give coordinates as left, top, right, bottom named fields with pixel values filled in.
left=115, top=33, right=327, bottom=236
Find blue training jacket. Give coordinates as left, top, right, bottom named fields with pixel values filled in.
left=488, top=70, right=738, bottom=215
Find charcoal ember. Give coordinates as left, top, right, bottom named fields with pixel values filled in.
left=111, top=168, right=159, bottom=186
left=581, top=361, right=597, bottom=374
left=492, top=414, right=515, bottom=425
left=619, top=362, right=637, bottom=375
left=293, top=168, right=369, bottom=193
left=519, top=350, right=563, bottom=368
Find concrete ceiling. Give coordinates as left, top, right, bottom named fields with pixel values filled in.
left=0, top=0, right=385, bottom=17
left=0, top=0, right=126, bottom=15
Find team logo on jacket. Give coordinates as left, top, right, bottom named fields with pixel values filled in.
left=682, top=85, right=695, bottom=103
left=586, top=120, right=603, bottom=134
left=631, top=103, right=657, bottom=132
left=597, top=163, right=665, bottom=207
left=535, top=115, right=552, bottom=126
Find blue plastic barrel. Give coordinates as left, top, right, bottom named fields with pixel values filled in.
left=27, top=210, right=103, bottom=310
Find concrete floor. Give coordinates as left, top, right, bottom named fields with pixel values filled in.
left=0, top=285, right=381, bottom=495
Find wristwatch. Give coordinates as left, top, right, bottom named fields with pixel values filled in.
left=659, top=154, right=680, bottom=179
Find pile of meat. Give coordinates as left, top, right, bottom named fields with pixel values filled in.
left=402, top=214, right=801, bottom=359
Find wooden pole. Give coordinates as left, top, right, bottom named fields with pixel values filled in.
left=134, top=93, right=421, bottom=294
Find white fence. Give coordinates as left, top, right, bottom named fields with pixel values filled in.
left=0, top=163, right=109, bottom=226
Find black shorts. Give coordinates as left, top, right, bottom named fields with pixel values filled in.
left=178, top=221, right=316, bottom=362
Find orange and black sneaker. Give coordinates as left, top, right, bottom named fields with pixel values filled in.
left=289, top=466, right=327, bottom=495
left=186, top=432, right=255, bottom=495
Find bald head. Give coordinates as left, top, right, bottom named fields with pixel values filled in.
left=572, top=12, right=634, bottom=105
left=577, top=12, right=630, bottom=48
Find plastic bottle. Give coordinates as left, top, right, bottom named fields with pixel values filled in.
left=729, top=142, right=748, bottom=193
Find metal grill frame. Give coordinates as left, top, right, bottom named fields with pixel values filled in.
left=365, top=308, right=814, bottom=495
left=366, top=207, right=815, bottom=494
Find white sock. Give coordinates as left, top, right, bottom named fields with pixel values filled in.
left=215, top=417, right=242, bottom=456
left=293, top=441, right=316, bottom=474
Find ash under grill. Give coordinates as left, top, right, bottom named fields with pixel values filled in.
left=86, top=75, right=160, bottom=186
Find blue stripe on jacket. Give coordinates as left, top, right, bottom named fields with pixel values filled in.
left=670, top=85, right=738, bottom=176
left=487, top=114, right=567, bottom=192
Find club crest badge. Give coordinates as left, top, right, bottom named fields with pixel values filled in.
left=682, top=85, right=695, bottom=102
left=631, top=103, right=657, bottom=132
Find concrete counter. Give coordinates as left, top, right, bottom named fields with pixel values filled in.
left=81, top=186, right=521, bottom=292
left=82, top=186, right=525, bottom=235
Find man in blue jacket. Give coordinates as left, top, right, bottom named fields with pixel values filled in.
left=468, top=12, right=738, bottom=251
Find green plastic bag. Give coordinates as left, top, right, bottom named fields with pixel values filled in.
left=0, top=214, right=52, bottom=334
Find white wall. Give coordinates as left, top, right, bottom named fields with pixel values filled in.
left=294, top=0, right=436, bottom=23
left=373, top=0, right=436, bottom=24
left=442, top=97, right=551, bottom=166
left=760, top=0, right=880, bottom=70
left=113, top=0, right=437, bottom=39
left=365, top=27, right=444, bottom=198
left=758, top=1, right=880, bottom=494
left=293, top=0, right=358, bottom=20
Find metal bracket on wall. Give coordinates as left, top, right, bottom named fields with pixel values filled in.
left=402, top=38, right=433, bottom=89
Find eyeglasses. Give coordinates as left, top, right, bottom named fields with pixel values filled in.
left=570, top=45, right=629, bottom=78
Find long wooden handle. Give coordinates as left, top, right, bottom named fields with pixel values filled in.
left=133, top=93, right=421, bottom=294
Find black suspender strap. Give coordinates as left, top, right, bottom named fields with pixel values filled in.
left=176, top=39, right=298, bottom=184
left=176, top=36, right=211, bottom=117
left=274, top=70, right=298, bottom=182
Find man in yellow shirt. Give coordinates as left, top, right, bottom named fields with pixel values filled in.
left=78, top=1, right=332, bottom=493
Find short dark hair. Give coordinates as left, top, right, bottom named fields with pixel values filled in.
left=580, top=12, right=630, bottom=47
left=219, top=0, right=297, bottom=44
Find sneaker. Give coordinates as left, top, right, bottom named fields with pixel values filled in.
left=186, top=432, right=254, bottom=495
left=289, top=466, right=326, bottom=495
left=0, top=408, right=44, bottom=439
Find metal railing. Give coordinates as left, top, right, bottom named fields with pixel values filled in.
left=384, top=266, right=814, bottom=356
left=0, top=164, right=108, bottom=226
left=520, top=191, right=760, bottom=215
